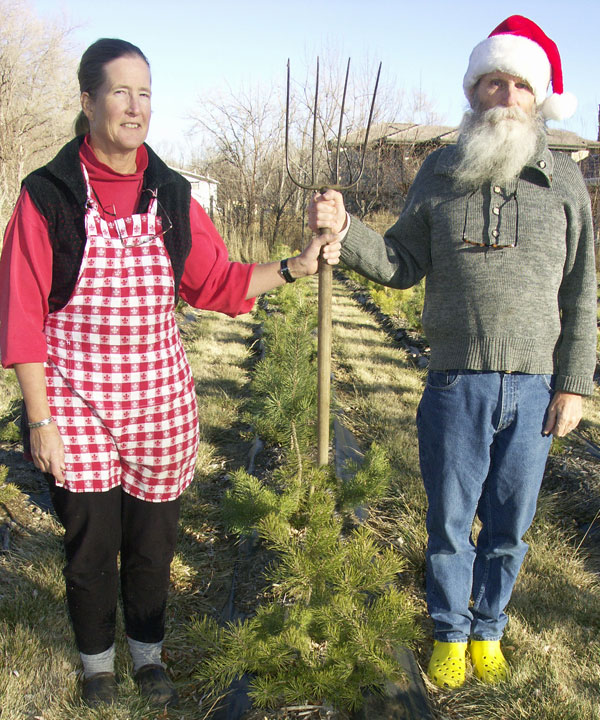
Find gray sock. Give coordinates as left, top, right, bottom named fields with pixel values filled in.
left=127, top=637, right=163, bottom=673
left=80, top=644, right=115, bottom=678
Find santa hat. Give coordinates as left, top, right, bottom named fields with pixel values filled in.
left=463, top=15, right=577, bottom=121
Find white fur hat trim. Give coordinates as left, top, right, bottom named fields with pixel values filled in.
left=463, top=34, right=551, bottom=106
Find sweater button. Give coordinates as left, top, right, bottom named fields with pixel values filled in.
left=492, top=207, right=500, bottom=215
left=491, top=229, right=499, bottom=238
left=538, top=160, right=547, bottom=169
left=493, top=185, right=502, bottom=194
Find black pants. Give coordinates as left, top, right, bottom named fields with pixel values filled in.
left=47, top=477, right=181, bottom=655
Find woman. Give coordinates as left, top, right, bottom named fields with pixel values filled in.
left=0, top=38, right=339, bottom=708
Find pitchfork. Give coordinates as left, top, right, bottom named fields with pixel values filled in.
left=285, top=58, right=381, bottom=466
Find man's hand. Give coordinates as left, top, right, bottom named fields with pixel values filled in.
left=308, top=189, right=347, bottom=235
left=29, top=422, right=66, bottom=482
left=544, top=391, right=583, bottom=437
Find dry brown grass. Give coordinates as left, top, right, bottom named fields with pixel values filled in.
left=0, top=306, right=259, bottom=719
left=330, top=275, right=600, bottom=720
left=1, top=277, right=599, bottom=719
left=212, top=215, right=308, bottom=265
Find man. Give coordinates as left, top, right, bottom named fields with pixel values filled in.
left=308, top=16, right=597, bottom=689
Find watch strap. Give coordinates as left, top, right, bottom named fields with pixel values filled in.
left=279, top=258, right=296, bottom=283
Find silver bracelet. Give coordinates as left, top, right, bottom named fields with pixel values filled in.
left=28, top=417, right=54, bottom=429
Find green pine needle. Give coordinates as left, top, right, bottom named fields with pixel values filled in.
left=188, top=282, right=421, bottom=711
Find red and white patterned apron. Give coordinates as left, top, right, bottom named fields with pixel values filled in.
left=43, top=165, right=199, bottom=502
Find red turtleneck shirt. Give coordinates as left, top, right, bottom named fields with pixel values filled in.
left=0, top=138, right=255, bottom=368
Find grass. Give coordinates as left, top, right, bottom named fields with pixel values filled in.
left=330, top=273, right=600, bottom=720
left=211, top=216, right=307, bottom=266
left=0, top=275, right=599, bottom=719
left=0, top=306, right=259, bottom=720
left=0, top=370, right=21, bottom=443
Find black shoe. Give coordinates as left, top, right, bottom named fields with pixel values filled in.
left=134, top=664, right=179, bottom=707
left=82, top=671, right=117, bottom=707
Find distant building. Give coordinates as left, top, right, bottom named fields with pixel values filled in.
left=340, top=122, right=600, bottom=216
left=580, top=153, right=600, bottom=187
left=170, top=168, right=219, bottom=218
left=345, top=121, right=600, bottom=162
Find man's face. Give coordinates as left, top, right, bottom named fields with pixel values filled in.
left=473, top=71, right=536, bottom=114
left=455, top=72, right=543, bottom=188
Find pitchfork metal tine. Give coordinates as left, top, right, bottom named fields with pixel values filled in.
left=285, top=59, right=316, bottom=190
left=285, top=58, right=382, bottom=192
left=332, top=58, right=351, bottom=188
left=352, top=60, right=382, bottom=189
left=312, top=58, right=320, bottom=188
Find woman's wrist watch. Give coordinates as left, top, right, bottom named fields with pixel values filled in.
left=279, top=258, right=296, bottom=283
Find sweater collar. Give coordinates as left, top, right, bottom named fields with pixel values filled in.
left=434, top=139, right=554, bottom=187
left=44, top=135, right=179, bottom=205
left=80, top=135, right=148, bottom=181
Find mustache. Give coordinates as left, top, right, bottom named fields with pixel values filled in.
left=462, top=103, right=539, bottom=130
left=480, top=105, right=531, bottom=124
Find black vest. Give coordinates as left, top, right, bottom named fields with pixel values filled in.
left=23, top=136, right=192, bottom=312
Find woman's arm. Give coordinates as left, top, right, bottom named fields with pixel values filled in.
left=245, top=233, right=341, bottom=299
left=0, top=189, right=52, bottom=368
left=13, top=362, right=65, bottom=481
left=179, top=198, right=340, bottom=312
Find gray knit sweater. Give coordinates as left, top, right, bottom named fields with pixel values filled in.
left=341, top=142, right=597, bottom=396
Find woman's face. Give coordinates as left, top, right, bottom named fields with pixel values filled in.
left=82, top=54, right=151, bottom=159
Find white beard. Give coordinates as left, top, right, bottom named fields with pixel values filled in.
left=453, top=105, right=545, bottom=189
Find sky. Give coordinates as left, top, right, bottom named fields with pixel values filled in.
left=32, top=0, right=600, bottom=162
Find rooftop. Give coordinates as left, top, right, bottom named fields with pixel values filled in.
left=344, top=122, right=600, bottom=153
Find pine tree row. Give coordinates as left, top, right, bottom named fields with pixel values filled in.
left=187, top=280, right=421, bottom=712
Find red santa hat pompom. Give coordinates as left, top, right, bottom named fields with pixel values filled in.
left=463, top=15, right=577, bottom=121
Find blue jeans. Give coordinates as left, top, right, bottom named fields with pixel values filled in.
left=417, top=371, right=553, bottom=642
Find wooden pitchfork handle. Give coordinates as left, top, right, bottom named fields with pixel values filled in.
left=284, top=58, right=381, bottom=468
left=317, top=224, right=332, bottom=467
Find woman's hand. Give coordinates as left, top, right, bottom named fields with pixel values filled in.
left=288, top=187, right=347, bottom=278
left=245, top=211, right=342, bottom=297
left=308, top=189, right=347, bottom=234
left=13, top=362, right=66, bottom=482
left=30, top=422, right=66, bottom=482
left=287, top=231, right=342, bottom=278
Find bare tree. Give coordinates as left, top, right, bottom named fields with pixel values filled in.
left=0, top=0, right=78, bottom=235
left=188, top=52, right=441, bottom=256
left=190, top=85, right=281, bottom=228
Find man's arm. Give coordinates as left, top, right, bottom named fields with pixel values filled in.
left=308, top=153, right=438, bottom=290
left=552, top=158, right=597, bottom=397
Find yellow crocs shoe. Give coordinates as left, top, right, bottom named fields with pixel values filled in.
left=427, top=640, right=467, bottom=689
left=468, top=639, right=510, bottom=684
